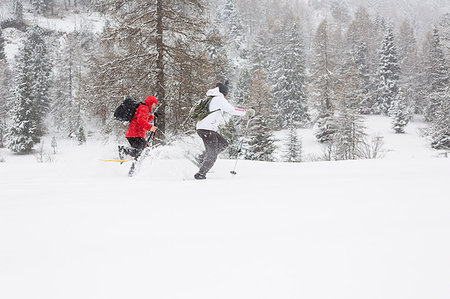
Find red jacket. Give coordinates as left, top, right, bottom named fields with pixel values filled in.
left=125, top=96, right=158, bottom=138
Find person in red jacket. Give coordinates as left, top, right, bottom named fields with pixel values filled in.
left=119, top=95, right=158, bottom=159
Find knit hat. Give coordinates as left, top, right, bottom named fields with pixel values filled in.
left=145, top=95, right=158, bottom=108
left=216, top=81, right=229, bottom=96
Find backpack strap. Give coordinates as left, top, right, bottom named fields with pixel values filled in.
left=207, top=96, right=220, bottom=114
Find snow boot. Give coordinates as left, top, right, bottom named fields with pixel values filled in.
left=194, top=172, right=206, bottom=180
left=118, top=145, right=126, bottom=160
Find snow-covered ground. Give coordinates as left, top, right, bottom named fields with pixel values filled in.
left=1, top=116, right=449, bottom=299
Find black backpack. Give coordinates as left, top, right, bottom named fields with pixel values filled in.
left=114, top=97, right=143, bottom=122
left=189, top=96, right=220, bottom=122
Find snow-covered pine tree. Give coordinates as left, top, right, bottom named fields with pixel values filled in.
left=311, top=19, right=337, bottom=143
left=396, top=20, right=421, bottom=115
left=32, top=0, right=52, bottom=15
left=330, top=0, right=350, bottom=24
left=283, top=124, right=302, bottom=162
left=28, top=26, right=52, bottom=139
left=221, top=0, right=245, bottom=54
left=423, top=28, right=449, bottom=123
left=249, top=32, right=268, bottom=78
left=0, top=29, right=5, bottom=61
left=7, top=25, right=52, bottom=153
left=0, top=59, right=12, bottom=148
left=12, top=0, right=24, bottom=21
left=234, top=66, right=251, bottom=107
left=334, top=105, right=366, bottom=161
left=389, top=88, right=409, bottom=133
left=346, top=7, right=375, bottom=114
left=374, top=26, right=400, bottom=115
left=271, top=20, right=309, bottom=129
left=438, top=13, right=450, bottom=62
left=220, top=117, right=240, bottom=158
left=421, top=28, right=449, bottom=150
left=7, top=41, right=37, bottom=153
left=430, top=88, right=450, bottom=150
left=333, top=55, right=367, bottom=160
left=245, top=115, right=275, bottom=162
left=0, top=120, right=5, bottom=148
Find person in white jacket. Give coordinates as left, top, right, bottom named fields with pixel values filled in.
left=194, top=82, right=255, bottom=180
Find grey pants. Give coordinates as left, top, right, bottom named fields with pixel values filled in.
left=197, top=129, right=229, bottom=175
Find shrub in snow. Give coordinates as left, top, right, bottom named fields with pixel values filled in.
left=389, top=89, right=409, bottom=133
left=283, top=125, right=302, bottom=162
left=245, top=115, right=276, bottom=162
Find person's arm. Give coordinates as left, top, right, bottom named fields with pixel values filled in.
left=217, top=98, right=246, bottom=116
left=135, top=106, right=153, bottom=131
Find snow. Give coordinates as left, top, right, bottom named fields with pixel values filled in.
left=31, top=12, right=105, bottom=34
left=1, top=116, right=450, bottom=299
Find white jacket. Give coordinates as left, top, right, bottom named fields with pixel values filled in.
left=196, top=87, right=246, bottom=132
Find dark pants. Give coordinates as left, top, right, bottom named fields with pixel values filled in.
left=197, top=129, right=229, bottom=175
left=124, top=137, right=147, bottom=158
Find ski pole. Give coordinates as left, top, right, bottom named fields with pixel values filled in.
left=230, top=116, right=253, bottom=175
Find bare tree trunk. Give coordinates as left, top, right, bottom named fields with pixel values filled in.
left=155, top=0, right=166, bottom=138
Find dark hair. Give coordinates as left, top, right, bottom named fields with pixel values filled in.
left=216, top=80, right=229, bottom=96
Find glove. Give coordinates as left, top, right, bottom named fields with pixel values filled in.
left=246, top=108, right=255, bottom=117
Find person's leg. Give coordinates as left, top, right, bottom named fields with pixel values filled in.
left=125, top=137, right=147, bottom=158
left=197, top=129, right=219, bottom=175
left=216, top=132, right=229, bottom=154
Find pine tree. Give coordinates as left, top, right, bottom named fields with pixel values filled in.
left=397, top=20, right=421, bottom=115
left=346, top=7, right=374, bottom=114
left=283, top=125, right=302, bottom=162
left=28, top=26, right=52, bottom=138
left=0, top=60, right=12, bottom=148
left=32, top=0, right=51, bottom=15
left=330, top=1, right=350, bottom=24
left=0, top=120, right=6, bottom=148
left=272, top=20, right=309, bottom=129
left=220, top=117, right=241, bottom=158
left=438, top=13, right=450, bottom=62
left=245, top=115, right=275, bottom=162
left=389, top=88, right=409, bottom=133
left=424, top=28, right=449, bottom=122
left=250, top=22, right=278, bottom=80
left=334, top=106, right=366, bottom=160
left=12, top=0, right=24, bottom=21
left=0, top=30, right=5, bottom=61
left=374, top=27, right=400, bottom=115
left=234, top=66, right=251, bottom=107
left=430, top=88, right=450, bottom=150
left=222, top=0, right=245, bottom=54
left=333, top=57, right=367, bottom=160
left=7, top=26, right=51, bottom=153
left=7, top=45, right=36, bottom=153
left=421, top=28, right=450, bottom=149
left=311, top=20, right=337, bottom=143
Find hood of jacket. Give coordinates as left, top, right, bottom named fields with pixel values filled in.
left=206, top=87, right=223, bottom=98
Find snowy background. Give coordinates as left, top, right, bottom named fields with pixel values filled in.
left=1, top=115, right=450, bottom=299
left=1, top=0, right=450, bottom=298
